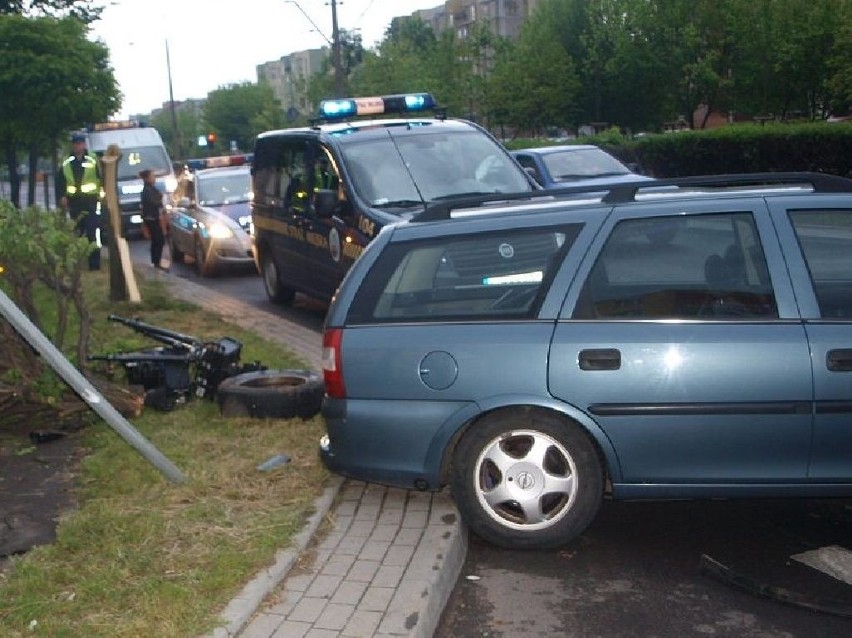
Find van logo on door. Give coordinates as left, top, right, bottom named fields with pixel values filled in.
left=498, top=243, right=515, bottom=259
left=329, top=227, right=341, bottom=262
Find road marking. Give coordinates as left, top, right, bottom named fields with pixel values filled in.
left=792, top=546, right=852, bottom=586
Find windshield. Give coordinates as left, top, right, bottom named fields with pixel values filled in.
left=196, top=171, right=252, bottom=206
left=115, top=146, right=172, bottom=181
left=542, top=148, right=631, bottom=181
left=340, top=129, right=531, bottom=210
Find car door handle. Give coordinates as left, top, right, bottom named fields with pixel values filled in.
left=578, top=348, right=621, bottom=371
left=827, top=349, right=852, bottom=372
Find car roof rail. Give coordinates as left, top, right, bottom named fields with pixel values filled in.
left=600, top=172, right=852, bottom=204
left=413, top=172, right=852, bottom=223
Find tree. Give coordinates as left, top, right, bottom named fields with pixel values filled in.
left=203, top=82, right=284, bottom=154
left=487, top=12, right=580, bottom=135
left=0, top=0, right=101, bottom=22
left=149, top=106, right=203, bottom=160
left=826, top=3, right=852, bottom=114
left=0, top=15, right=118, bottom=207
left=347, top=16, right=438, bottom=99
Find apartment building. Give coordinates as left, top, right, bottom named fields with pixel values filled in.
left=257, top=47, right=329, bottom=121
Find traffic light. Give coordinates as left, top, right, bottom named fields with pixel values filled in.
left=206, top=133, right=217, bottom=149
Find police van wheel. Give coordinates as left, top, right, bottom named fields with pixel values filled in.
left=217, top=369, right=324, bottom=419
left=262, top=252, right=295, bottom=305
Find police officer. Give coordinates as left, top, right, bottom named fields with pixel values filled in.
left=58, top=132, right=102, bottom=270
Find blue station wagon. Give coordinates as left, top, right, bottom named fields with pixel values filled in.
left=319, top=173, right=852, bottom=549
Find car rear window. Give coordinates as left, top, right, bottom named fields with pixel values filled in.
left=347, top=226, right=581, bottom=323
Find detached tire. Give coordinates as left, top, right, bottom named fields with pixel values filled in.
left=217, top=369, right=324, bottom=419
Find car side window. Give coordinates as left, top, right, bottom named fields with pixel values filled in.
left=573, top=212, right=778, bottom=320
left=789, top=208, right=852, bottom=318
left=347, top=226, right=581, bottom=323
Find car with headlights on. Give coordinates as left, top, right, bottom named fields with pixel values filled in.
left=168, top=157, right=256, bottom=276
left=511, top=144, right=654, bottom=190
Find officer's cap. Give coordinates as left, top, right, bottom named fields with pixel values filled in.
left=71, top=132, right=86, bottom=143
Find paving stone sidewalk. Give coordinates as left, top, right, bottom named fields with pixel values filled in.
left=141, top=269, right=466, bottom=638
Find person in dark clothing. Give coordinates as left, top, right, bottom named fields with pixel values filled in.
left=57, top=132, right=102, bottom=270
left=139, top=169, right=166, bottom=269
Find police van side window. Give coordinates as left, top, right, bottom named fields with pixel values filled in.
left=282, top=141, right=310, bottom=214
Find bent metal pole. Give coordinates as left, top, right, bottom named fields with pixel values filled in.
left=0, top=289, right=186, bottom=484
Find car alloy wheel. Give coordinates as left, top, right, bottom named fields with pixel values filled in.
left=451, top=408, right=603, bottom=549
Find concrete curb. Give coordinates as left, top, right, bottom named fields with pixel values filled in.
left=139, top=265, right=468, bottom=637
left=207, top=477, right=345, bottom=638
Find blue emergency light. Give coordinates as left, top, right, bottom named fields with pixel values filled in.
left=318, top=93, right=437, bottom=121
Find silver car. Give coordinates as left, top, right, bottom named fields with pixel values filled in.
left=168, top=164, right=255, bottom=276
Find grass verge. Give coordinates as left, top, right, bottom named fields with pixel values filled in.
left=0, top=268, right=329, bottom=637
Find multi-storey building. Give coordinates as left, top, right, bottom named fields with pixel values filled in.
left=257, top=48, right=329, bottom=122
left=409, top=0, right=542, bottom=41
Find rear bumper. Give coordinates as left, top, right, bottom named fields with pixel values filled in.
left=319, top=396, right=468, bottom=491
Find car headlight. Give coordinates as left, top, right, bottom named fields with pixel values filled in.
left=206, top=222, right=233, bottom=239
left=163, top=175, right=178, bottom=193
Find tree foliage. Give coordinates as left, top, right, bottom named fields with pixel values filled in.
left=322, top=0, right=852, bottom=134
left=203, top=82, right=285, bottom=154
left=0, top=0, right=101, bottom=22
left=0, top=14, right=118, bottom=207
left=149, top=107, right=203, bottom=161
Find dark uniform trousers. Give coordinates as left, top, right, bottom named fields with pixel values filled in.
left=69, top=197, right=101, bottom=270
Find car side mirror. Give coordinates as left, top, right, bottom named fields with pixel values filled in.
left=523, top=166, right=543, bottom=186
left=314, top=189, right=338, bottom=218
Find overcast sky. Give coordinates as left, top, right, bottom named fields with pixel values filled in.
left=90, top=0, right=443, bottom=118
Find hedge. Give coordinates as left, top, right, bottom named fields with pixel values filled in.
left=506, top=122, right=852, bottom=179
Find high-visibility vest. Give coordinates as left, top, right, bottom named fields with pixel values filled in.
left=62, top=153, right=100, bottom=196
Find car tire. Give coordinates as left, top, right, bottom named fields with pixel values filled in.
left=451, top=408, right=603, bottom=549
left=194, top=239, right=214, bottom=277
left=169, top=235, right=184, bottom=263
left=217, top=369, right=324, bottom=419
left=261, top=250, right=295, bottom=305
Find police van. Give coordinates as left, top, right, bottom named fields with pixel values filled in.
left=85, top=121, right=177, bottom=237
left=251, top=93, right=535, bottom=305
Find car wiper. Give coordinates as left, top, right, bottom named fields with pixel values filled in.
left=556, top=172, right=627, bottom=179
left=430, top=191, right=495, bottom=201
left=372, top=199, right=423, bottom=209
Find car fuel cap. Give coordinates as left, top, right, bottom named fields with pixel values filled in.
left=418, top=351, right=458, bottom=390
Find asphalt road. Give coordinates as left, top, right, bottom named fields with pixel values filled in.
left=127, top=239, right=852, bottom=638
left=436, top=497, right=852, bottom=637
left=128, top=238, right=327, bottom=333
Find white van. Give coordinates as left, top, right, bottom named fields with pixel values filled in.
left=85, top=121, right=177, bottom=237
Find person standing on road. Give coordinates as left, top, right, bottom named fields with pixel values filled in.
left=139, top=169, right=166, bottom=269
left=57, top=132, right=102, bottom=271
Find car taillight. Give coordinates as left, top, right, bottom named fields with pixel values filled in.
left=322, top=328, right=345, bottom=398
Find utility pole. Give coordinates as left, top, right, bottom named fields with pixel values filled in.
left=165, top=39, right=182, bottom=159
left=330, top=0, right=344, bottom=97
left=286, top=0, right=344, bottom=97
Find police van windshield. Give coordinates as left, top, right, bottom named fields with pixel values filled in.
left=340, top=130, right=530, bottom=210
left=115, top=146, right=172, bottom=181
